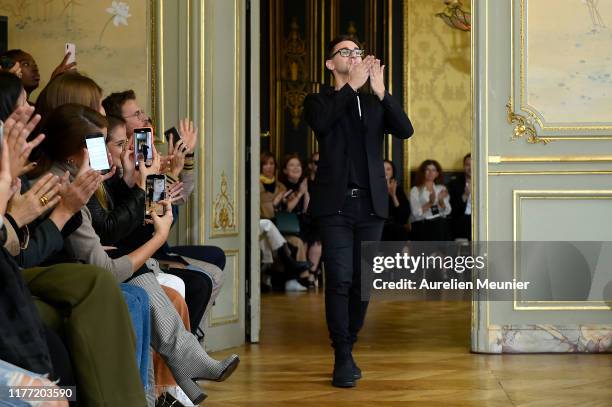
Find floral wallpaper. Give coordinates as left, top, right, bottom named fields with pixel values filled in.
left=405, top=0, right=471, bottom=172
left=0, top=0, right=149, bottom=107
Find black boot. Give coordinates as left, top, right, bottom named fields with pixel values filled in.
left=349, top=343, right=361, bottom=380
left=278, top=243, right=312, bottom=274
left=332, top=348, right=356, bottom=388
left=351, top=354, right=362, bottom=380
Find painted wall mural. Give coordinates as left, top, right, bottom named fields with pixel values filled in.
left=0, top=0, right=150, bottom=107
left=525, top=0, right=612, bottom=125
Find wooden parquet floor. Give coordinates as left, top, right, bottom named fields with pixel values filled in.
left=204, top=292, right=612, bottom=406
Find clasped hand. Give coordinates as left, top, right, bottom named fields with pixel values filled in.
left=348, top=55, right=386, bottom=100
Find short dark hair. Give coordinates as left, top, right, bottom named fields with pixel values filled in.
left=102, top=90, right=136, bottom=118
left=326, top=35, right=363, bottom=60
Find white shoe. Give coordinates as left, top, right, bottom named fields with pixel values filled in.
left=285, top=279, right=307, bottom=291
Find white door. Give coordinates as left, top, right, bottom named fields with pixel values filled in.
left=192, top=0, right=248, bottom=351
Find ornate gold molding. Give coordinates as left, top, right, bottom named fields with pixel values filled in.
left=506, top=100, right=550, bottom=145
left=489, top=155, right=612, bottom=163
left=210, top=249, right=240, bottom=326
left=513, top=189, right=612, bottom=310
left=212, top=172, right=236, bottom=233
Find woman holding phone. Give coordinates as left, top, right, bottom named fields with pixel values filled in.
left=37, top=104, right=238, bottom=404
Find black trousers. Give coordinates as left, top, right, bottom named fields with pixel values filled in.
left=165, top=268, right=213, bottom=334
left=317, top=193, right=384, bottom=350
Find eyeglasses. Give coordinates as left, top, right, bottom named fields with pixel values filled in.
left=330, top=48, right=365, bottom=58
left=123, top=110, right=149, bottom=120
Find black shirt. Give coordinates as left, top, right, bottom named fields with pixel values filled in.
left=346, top=94, right=370, bottom=189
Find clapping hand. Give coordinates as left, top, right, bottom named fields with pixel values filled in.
left=0, top=138, right=19, bottom=216
left=369, top=58, right=386, bottom=100
left=3, top=106, right=45, bottom=177
left=178, top=119, right=198, bottom=154
left=438, top=187, right=449, bottom=206
left=7, top=173, right=61, bottom=227
left=347, top=55, right=373, bottom=91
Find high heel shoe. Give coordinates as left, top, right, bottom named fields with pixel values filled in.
left=197, top=354, right=240, bottom=382
left=177, top=354, right=240, bottom=404
left=176, top=379, right=207, bottom=405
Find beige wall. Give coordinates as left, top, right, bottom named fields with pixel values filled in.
left=403, top=0, right=471, bottom=172
left=2, top=0, right=150, bottom=110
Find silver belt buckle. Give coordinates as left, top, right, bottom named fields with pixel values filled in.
left=350, top=188, right=359, bottom=198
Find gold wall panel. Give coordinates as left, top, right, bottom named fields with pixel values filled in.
left=510, top=0, right=612, bottom=140
left=210, top=249, right=240, bottom=326
left=512, top=190, right=612, bottom=310
left=202, top=0, right=241, bottom=239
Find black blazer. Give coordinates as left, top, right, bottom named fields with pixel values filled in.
left=304, top=83, right=414, bottom=218
left=448, top=174, right=468, bottom=219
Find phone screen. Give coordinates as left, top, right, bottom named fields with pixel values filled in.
left=65, top=43, right=76, bottom=64
left=145, top=175, right=166, bottom=217
left=85, top=134, right=109, bottom=171
left=134, top=128, right=153, bottom=167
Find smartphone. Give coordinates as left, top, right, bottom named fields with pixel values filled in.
left=85, top=133, right=110, bottom=171
left=133, top=127, right=154, bottom=168
left=65, top=43, right=76, bottom=65
left=164, top=127, right=180, bottom=144
left=145, top=174, right=166, bottom=217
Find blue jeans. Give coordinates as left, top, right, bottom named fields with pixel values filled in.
left=119, top=284, right=151, bottom=389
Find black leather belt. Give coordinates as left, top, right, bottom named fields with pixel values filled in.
left=346, top=188, right=369, bottom=198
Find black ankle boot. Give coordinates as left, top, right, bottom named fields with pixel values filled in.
left=351, top=354, right=362, bottom=380
left=279, top=244, right=312, bottom=273
left=332, top=349, right=356, bottom=388
left=349, top=343, right=361, bottom=380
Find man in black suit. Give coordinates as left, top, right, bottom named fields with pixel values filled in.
left=304, top=35, right=414, bottom=388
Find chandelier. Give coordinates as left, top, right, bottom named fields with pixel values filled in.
left=436, top=0, right=471, bottom=32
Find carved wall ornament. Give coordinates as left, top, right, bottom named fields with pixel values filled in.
left=506, top=101, right=551, bottom=145
left=282, top=17, right=308, bottom=130
left=212, top=172, right=236, bottom=232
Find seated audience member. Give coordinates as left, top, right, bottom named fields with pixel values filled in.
left=447, top=153, right=472, bottom=240
left=259, top=152, right=310, bottom=291
left=99, top=115, right=212, bottom=340
left=102, top=90, right=225, bottom=337
left=409, top=159, right=452, bottom=241
left=1, top=49, right=76, bottom=102
left=0, top=104, right=148, bottom=405
left=37, top=103, right=238, bottom=404
left=280, top=153, right=322, bottom=288
left=35, top=74, right=204, bottom=355
left=259, top=218, right=312, bottom=291
left=382, top=159, right=411, bottom=241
